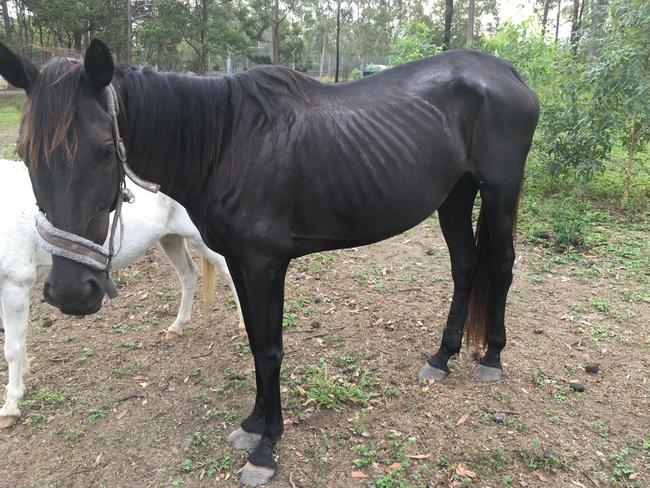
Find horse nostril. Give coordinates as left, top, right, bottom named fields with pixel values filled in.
left=83, top=276, right=102, bottom=299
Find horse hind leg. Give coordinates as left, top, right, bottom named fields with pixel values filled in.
left=419, top=174, right=479, bottom=381
left=471, top=180, right=521, bottom=382
left=158, top=235, right=198, bottom=339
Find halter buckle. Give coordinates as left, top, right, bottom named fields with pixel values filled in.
left=117, top=138, right=127, bottom=162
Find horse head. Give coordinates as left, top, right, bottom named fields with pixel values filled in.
left=0, top=40, right=122, bottom=315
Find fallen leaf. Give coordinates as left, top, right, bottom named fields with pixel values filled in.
left=351, top=471, right=368, bottom=479
left=629, top=473, right=639, bottom=480
left=406, top=453, right=432, bottom=460
left=455, top=464, right=476, bottom=478
left=132, top=374, right=147, bottom=381
left=385, top=462, right=401, bottom=472
left=115, top=409, right=128, bottom=419
left=92, top=453, right=103, bottom=467
left=456, top=414, right=469, bottom=426
left=532, top=470, right=546, bottom=481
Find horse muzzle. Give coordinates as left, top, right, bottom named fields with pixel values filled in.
left=43, top=257, right=108, bottom=316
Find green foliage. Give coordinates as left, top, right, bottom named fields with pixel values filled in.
left=388, top=21, right=440, bottom=65
left=535, top=65, right=614, bottom=181
left=302, top=359, right=378, bottom=412
left=588, top=0, right=650, bottom=144
left=481, top=21, right=558, bottom=93
left=352, top=444, right=380, bottom=468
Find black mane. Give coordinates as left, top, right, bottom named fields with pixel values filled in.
left=117, top=65, right=316, bottom=199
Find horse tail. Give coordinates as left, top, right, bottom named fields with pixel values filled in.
left=201, top=256, right=216, bottom=317
left=464, top=190, right=522, bottom=349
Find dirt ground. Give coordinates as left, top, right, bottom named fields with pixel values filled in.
left=1, top=211, right=648, bottom=488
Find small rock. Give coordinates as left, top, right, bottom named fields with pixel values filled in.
left=425, top=249, right=435, bottom=256
left=569, top=382, right=585, bottom=392
left=542, top=449, right=557, bottom=460
left=491, top=412, right=506, bottom=424
left=584, top=363, right=600, bottom=374
left=533, top=329, right=543, bottom=334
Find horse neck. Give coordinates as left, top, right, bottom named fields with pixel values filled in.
left=117, top=69, right=232, bottom=207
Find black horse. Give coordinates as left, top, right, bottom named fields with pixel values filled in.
left=0, top=40, right=538, bottom=486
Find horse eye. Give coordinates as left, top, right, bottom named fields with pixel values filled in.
left=102, top=147, right=114, bottom=161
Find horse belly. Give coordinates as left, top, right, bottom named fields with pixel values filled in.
left=293, top=145, right=461, bottom=253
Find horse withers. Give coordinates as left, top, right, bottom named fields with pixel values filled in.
left=0, top=40, right=539, bottom=486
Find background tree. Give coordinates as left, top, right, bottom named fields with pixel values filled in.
left=588, top=0, right=650, bottom=204
left=442, top=0, right=452, bottom=50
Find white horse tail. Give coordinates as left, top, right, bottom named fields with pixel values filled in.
left=201, top=256, right=216, bottom=317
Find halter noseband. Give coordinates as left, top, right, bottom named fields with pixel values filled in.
left=35, top=83, right=160, bottom=299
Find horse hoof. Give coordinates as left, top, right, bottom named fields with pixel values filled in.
left=238, top=461, right=276, bottom=487
left=0, top=416, right=18, bottom=429
left=474, top=364, right=502, bottom=382
left=228, top=427, right=262, bottom=450
left=165, top=329, right=182, bottom=340
left=418, top=363, right=449, bottom=382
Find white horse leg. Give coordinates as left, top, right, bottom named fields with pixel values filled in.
left=0, top=282, right=32, bottom=427
left=158, top=235, right=198, bottom=339
left=211, top=254, right=245, bottom=336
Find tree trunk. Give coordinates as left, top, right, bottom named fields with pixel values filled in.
left=587, top=0, right=608, bottom=58
left=335, top=1, right=341, bottom=83
left=573, top=0, right=586, bottom=52
left=466, top=0, right=475, bottom=46
left=126, top=0, right=132, bottom=63
left=74, top=31, right=82, bottom=51
left=541, top=0, right=551, bottom=37
left=272, top=0, right=280, bottom=64
left=555, top=0, right=562, bottom=44
left=443, top=0, right=453, bottom=50
left=39, top=25, right=45, bottom=64
left=1, top=0, right=12, bottom=44
left=199, top=0, right=208, bottom=73
left=319, top=34, right=326, bottom=77
left=623, top=117, right=637, bottom=206
left=570, top=0, right=580, bottom=49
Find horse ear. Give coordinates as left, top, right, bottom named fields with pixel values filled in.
left=84, top=39, right=114, bottom=90
left=0, top=43, right=38, bottom=94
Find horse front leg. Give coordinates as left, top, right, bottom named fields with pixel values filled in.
left=229, top=255, right=289, bottom=487
left=225, top=258, right=265, bottom=450
left=0, top=281, right=32, bottom=428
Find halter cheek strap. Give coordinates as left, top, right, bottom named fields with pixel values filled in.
left=106, top=83, right=160, bottom=193
left=34, top=83, right=160, bottom=300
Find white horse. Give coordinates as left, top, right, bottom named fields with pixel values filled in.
left=0, top=159, right=243, bottom=427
